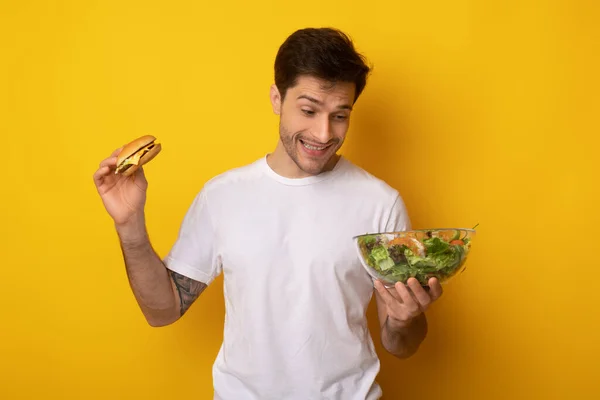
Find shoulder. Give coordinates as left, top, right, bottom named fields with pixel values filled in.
left=338, top=157, right=401, bottom=200
left=204, top=157, right=265, bottom=189
left=337, top=158, right=411, bottom=231
left=204, top=159, right=263, bottom=190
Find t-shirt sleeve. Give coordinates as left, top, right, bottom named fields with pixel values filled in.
left=384, top=192, right=412, bottom=232
left=163, top=189, right=222, bottom=285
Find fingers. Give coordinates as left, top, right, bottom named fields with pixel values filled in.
left=394, top=281, right=420, bottom=312
left=374, top=279, right=397, bottom=306
left=136, top=165, right=146, bottom=179
left=93, top=165, right=110, bottom=186
left=406, top=278, right=432, bottom=310
left=378, top=281, right=418, bottom=327
left=94, top=152, right=120, bottom=186
left=100, top=156, right=118, bottom=169
left=132, top=166, right=148, bottom=189
left=427, top=277, right=443, bottom=301
left=376, top=277, right=444, bottom=331
left=376, top=277, right=442, bottom=314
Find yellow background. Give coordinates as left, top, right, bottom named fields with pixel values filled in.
left=1, top=1, right=599, bottom=399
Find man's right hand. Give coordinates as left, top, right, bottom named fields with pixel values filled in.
left=93, top=146, right=148, bottom=226
left=93, top=145, right=200, bottom=326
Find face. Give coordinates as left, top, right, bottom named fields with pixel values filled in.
left=270, top=75, right=356, bottom=176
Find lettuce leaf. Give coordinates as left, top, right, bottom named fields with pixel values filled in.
left=368, top=245, right=395, bottom=271
left=423, top=237, right=450, bottom=255
left=405, top=246, right=462, bottom=271
left=370, top=245, right=389, bottom=262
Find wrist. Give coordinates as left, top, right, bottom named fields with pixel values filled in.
left=115, top=213, right=148, bottom=246
left=386, top=315, right=415, bottom=334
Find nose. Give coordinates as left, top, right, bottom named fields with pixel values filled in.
left=313, top=115, right=333, bottom=143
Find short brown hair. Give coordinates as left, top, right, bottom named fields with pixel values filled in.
left=274, top=27, right=371, bottom=103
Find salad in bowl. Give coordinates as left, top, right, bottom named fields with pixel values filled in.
left=354, top=228, right=476, bottom=287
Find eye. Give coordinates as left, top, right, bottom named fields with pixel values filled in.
left=302, top=109, right=315, bottom=116
left=333, top=114, right=348, bottom=121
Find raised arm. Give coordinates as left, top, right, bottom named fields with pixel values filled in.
left=93, top=146, right=206, bottom=327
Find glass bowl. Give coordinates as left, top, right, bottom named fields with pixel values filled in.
left=353, top=228, right=476, bottom=288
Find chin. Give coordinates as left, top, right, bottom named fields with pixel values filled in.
left=297, top=161, right=327, bottom=176
left=294, top=149, right=336, bottom=176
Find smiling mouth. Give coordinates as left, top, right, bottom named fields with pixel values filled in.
left=299, top=139, right=331, bottom=151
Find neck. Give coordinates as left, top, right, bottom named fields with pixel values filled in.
left=267, top=140, right=340, bottom=179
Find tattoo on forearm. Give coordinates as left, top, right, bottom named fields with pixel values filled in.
left=169, top=270, right=207, bottom=315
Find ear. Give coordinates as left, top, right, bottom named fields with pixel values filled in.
left=270, top=84, right=282, bottom=115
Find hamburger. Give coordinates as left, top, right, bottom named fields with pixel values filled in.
left=115, top=135, right=162, bottom=177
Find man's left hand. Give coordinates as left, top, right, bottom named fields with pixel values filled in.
left=374, top=277, right=443, bottom=331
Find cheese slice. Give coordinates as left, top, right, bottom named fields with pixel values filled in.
left=125, top=146, right=152, bottom=165
left=126, top=151, right=143, bottom=166
left=115, top=145, right=153, bottom=174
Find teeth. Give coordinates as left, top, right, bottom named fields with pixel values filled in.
left=302, top=141, right=327, bottom=151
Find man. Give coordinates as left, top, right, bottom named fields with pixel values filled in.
left=93, top=27, right=442, bottom=400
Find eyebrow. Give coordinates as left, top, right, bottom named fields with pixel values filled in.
left=297, top=94, right=353, bottom=110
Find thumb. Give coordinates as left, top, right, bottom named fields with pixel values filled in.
left=133, top=165, right=148, bottom=185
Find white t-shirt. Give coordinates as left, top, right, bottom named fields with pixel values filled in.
left=164, top=155, right=411, bottom=400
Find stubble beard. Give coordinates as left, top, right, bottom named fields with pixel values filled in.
left=279, top=121, right=342, bottom=176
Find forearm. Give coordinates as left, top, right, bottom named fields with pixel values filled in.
left=381, top=313, right=428, bottom=359
left=116, top=214, right=179, bottom=326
